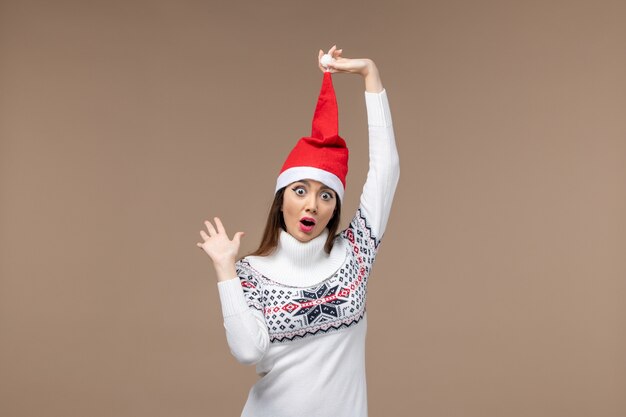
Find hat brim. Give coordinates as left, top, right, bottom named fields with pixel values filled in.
left=275, top=166, right=345, bottom=201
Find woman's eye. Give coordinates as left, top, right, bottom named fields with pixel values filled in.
left=321, top=192, right=334, bottom=201
left=293, top=187, right=306, bottom=196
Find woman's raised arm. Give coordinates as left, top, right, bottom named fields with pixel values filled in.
left=318, top=45, right=400, bottom=241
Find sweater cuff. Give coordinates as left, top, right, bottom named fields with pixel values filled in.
left=217, top=277, right=250, bottom=318
left=365, top=88, right=393, bottom=127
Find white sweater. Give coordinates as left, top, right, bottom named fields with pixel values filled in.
left=217, top=89, right=399, bottom=417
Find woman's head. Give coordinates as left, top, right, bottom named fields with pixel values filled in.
left=247, top=179, right=342, bottom=257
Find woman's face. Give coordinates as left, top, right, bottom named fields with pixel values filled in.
left=281, top=179, right=337, bottom=242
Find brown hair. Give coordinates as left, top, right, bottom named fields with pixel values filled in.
left=243, top=186, right=342, bottom=259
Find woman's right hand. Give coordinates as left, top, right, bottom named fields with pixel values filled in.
left=197, top=217, right=245, bottom=281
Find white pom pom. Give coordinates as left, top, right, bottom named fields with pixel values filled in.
left=320, top=54, right=334, bottom=68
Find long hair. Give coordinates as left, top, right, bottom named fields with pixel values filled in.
left=244, top=187, right=342, bottom=259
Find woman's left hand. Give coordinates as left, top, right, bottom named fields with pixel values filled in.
left=317, top=45, right=383, bottom=93
left=317, top=45, right=374, bottom=76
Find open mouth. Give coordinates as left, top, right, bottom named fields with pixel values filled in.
left=299, top=217, right=316, bottom=232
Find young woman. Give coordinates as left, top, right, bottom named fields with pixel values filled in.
left=197, top=45, right=400, bottom=417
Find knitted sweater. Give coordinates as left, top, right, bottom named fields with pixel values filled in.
left=217, top=89, right=399, bottom=417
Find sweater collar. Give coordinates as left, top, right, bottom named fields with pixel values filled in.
left=245, top=228, right=347, bottom=287
left=276, top=228, right=331, bottom=268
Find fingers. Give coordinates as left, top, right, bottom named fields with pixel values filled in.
left=327, top=45, right=337, bottom=70
left=197, top=227, right=209, bottom=248
left=233, top=231, right=245, bottom=244
left=214, top=217, right=226, bottom=234
left=317, top=49, right=324, bottom=72
left=204, top=219, right=217, bottom=236
left=319, top=45, right=344, bottom=74
left=198, top=217, right=242, bottom=243
left=327, top=45, right=343, bottom=59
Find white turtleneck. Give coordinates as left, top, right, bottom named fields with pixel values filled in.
left=215, top=88, right=399, bottom=417
left=245, top=228, right=349, bottom=287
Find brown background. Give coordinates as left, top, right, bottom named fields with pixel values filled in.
left=1, top=0, right=625, bottom=416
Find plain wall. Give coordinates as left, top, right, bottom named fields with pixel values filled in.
left=1, top=0, right=625, bottom=416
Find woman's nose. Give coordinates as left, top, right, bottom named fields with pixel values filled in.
left=305, top=196, right=318, bottom=213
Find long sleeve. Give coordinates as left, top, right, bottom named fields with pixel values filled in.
left=358, top=89, right=400, bottom=241
left=216, top=264, right=269, bottom=365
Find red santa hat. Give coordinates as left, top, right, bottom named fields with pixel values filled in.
left=275, top=71, right=349, bottom=201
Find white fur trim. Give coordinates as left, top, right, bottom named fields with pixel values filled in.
left=320, top=54, right=334, bottom=68
left=275, top=166, right=345, bottom=200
